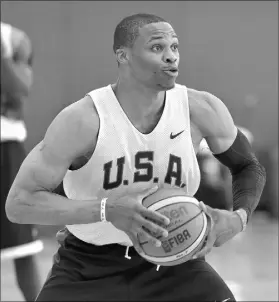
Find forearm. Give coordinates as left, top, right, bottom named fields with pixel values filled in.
left=1, top=57, right=31, bottom=97
left=6, top=189, right=102, bottom=226
left=214, top=129, right=266, bottom=222
left=231, top=161, right=266, bottom=220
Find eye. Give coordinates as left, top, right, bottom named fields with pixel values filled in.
left=151, top=45, right=163, bottom=52
left=171, top=44, right=179, bottom=51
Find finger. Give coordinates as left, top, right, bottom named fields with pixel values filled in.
left=137, top=216, right=169, bottom=238
left=138, top=186, right=158, bottom=200
left=199, top=201, right=207, bottom=212
left=140, top=206, right=170, bottom=226
left=136, top=227, right=162, bottom=247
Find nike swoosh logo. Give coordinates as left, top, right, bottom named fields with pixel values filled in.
left=170, top=130, right=185, bottom=139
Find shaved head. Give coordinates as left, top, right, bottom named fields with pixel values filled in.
left=113, top=13, right=168, bottom=53
left=113, top=14, right=179, bottom=91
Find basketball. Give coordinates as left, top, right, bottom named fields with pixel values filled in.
left=138, top=188, right=210, bottom=266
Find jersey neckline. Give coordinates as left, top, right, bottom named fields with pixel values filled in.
left=107, top=84, right=170, bottom=138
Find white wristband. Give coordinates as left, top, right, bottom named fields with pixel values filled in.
left=100, top=198, right=108, bottom=222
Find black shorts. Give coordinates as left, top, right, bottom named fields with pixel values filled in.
left=36, top=228, right=235, bottom=301
left=1, top=141, right=43, bottom=259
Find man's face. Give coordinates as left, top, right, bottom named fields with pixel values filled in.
left=127, top=22, right=180, bottom=91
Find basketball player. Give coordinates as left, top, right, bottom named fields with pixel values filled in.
left=5, top=14, right=266, bottom=301
left=1, top=22, right=42, bottom=301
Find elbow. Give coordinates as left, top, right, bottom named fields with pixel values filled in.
left=5, top=189, right=31, bottom=224
left=5, top=202, right=21, bottom=224
left=5, top=199, right=22, bottom=224
left=6, top=209, right=19, bottom=224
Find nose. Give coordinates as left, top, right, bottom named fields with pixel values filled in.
left=163, top=49, right=178, bottom=64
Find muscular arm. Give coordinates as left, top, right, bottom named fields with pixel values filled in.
left=5, top=96, right=102, bottom=225
left=1, top=26, right=33, bottom=97
left=189, top=89, right=266, bottom=223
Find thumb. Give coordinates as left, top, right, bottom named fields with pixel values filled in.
left=199, top=201, right=214, bottom=216
left=199, top=201, right=214, bottom=230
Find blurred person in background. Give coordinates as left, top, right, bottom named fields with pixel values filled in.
left=269, top=145, right=278, bottom=218
left=1, top=21, right=42, bottom=301
left=257, top=144, right=278, bottom=219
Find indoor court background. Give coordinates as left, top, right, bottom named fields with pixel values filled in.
left=1, top=1, right=278, bottom=301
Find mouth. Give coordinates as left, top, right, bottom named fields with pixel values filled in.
left=162, top=68, right=179, bottom=77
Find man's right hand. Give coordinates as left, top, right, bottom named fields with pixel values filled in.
left=106, top=187, right=170, bottom=254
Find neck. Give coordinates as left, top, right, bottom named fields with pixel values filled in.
left=112, top=77, right=166, bottom=120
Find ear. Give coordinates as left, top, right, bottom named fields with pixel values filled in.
left=115, top=48, right=129, bottom=65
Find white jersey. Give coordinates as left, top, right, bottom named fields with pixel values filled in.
left=64, top=84, right=200, bottom=246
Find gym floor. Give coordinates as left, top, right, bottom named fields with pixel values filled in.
left=1, top=211, right=278, bottom=301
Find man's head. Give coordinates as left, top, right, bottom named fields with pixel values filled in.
left=113, top=13, right=180, bottom=91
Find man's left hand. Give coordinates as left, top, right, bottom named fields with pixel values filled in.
left=193, top=201, right=243, bottom=258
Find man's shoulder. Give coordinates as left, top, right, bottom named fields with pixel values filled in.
left=45, top=95, right=100, bottom=157
left=186, top=87, right=208, bottom=102
left=172, top=84, right=217, bottom=114
left=61, top=95, right=100, bottom=133
left=185, top=87, right=235, bottom=140
left=174, top=84, right=212, bottom=104
left=67, top=83, right=111, bottom=118
left=186, top=87, right=226, bottom=115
